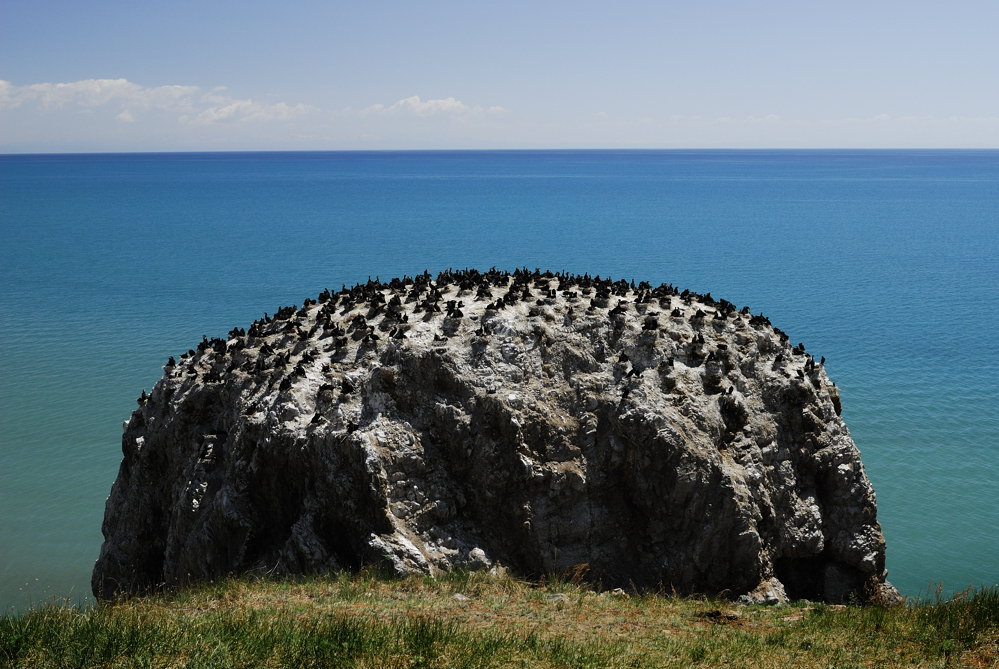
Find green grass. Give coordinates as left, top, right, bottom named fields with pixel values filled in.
left=2, top=572, right=996, bottom=668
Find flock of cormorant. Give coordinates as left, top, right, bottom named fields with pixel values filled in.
left=140, top=268, right=827, bottom=413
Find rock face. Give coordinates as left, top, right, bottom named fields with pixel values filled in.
left=94, top=269, right=895, bottom=603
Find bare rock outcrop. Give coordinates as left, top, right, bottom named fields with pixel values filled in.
left=93, top=268, right=895, bottom=603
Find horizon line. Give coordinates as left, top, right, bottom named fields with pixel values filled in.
left=4, top=146, right=999, bottom=157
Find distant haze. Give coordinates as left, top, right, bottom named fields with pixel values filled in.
left=2, top=0, right=998, bottom=152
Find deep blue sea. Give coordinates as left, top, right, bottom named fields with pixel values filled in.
left=1, top=150, right=996, bottom=611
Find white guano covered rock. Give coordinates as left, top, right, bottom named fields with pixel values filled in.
left=93, top=269, right=895, bottom=603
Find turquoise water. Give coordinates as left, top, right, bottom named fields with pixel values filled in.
left=1, top=150, right=996, bottom=611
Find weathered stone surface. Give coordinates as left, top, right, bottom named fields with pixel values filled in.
left=93, top=269, right=895, bottom=603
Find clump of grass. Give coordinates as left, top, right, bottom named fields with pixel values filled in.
left=2, top=573, right=996, bottom=668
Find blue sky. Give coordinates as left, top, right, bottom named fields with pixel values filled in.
left=2, top=0, right=997, bottom=151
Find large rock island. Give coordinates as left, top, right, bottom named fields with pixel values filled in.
left=94, top=269, right=895, bottom=603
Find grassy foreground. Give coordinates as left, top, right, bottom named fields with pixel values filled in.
left=2, top=572, right=997, bottom=668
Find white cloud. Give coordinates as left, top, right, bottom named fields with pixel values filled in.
left=188, top=99, right=315, bottom=125
left=0, top=77, right=314, bottom=124
left=14, top=78, right=199, bottom=111
left=0, top=80, right=17, bottom=110
left=362, top=95, right=505, bottom=117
